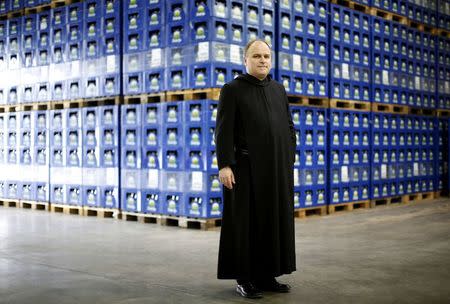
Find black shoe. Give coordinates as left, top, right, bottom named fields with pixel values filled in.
left=236, top=282, right=263, bottom=299
left=254, top=278, right=291, bottom=293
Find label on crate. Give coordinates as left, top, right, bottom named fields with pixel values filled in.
left=414, top=163, right=419, bottom=176
left=147, top=169, right=159, bottom=189
left=293, top=169, right=299, bottom=187
left=342, top=63, right=350, bottom=80
left=191, top=171, right=204, bottom=192
left=197, top=42, right=210, bottom=62
left=67, top=167, right=83, bottom=184
left=381, top=164, right=387, bottom=179
left=71, top=61, right=81, bottom=78
left=382, top=70, right=389, bottom=85
left=36, top=165, right=49, bottom=182
left=83, top=168, right=98, bottom=185
left=293, top=55, right=301, bottom=71
left=415, top=76, right=421, bottom=90
left=50, top=167, right=67, bottom=184
left=51, top=63, right=68, bottom=83
left=150, top=49, right=162, bottom=68
left=230, top=45, right=241, bottom=64
left=341, top=166, right=349, bottom=182
left=105, top=168, right=119, bottom=186
left=106, top=55, right=116, bottom=74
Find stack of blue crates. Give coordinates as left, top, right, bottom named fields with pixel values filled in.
left=330, top=109, right=371, bottom=204
left=372, top=16, right=436, bottom=108
left=182, top=99, right=222, bottom=218
left=16, top=110, right=49, bottom=202
left=49, top=108, right=83, bottom=205
left=290, top=105, right=327, bottom=208
left=437, top=118, right=448, bottom=193
left=406, top=0, right=437, bottom=27
left=277, top=0, right=328, bottom=96
left=82, top=0, right=120, bottom=98
left=371, top=113, right=437, bottom=199
left=33, top=110, right=49, bottom=201
left=437, top=0, right=450, bottom=30
left=82, top=106, right=119, bottom=208
left=330, top=4, right=371, bottom=101
left=0, top=112, right=21, bottom=199
left=437, top=36, right=450, bottom=109
left=120, top=104, right=142, bottom=211
left=18, top=111, right=33, bottom=200
left=141, top=102, right=162, bottom=213
left=372, top=0, right=407, bottom=17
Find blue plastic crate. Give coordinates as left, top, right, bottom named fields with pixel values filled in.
left=142, top=148, right=160, bottom=169
left=67, top=2, right=83, bottom=24
left=185, top=149, right=205, bottom=171
left=20, top=182, right=34, bottom=200
left=121, top=188, right=141, bottom=212
left=50, top=184, right=66, bottom=204
left=83, top=186, right=101, bottom=207
left=167, top=0, right=188, bottom=24
left=121, top=148, right=141, bottom=169
left=122, top=104, right=141, bottom=126
left=161, top=192, right=184, bottom=216
left=65, top=185, right=82, bottom=205
left=52, top=26, right=67, bottom=46
left=52, top=6, right=67, bottom=27
left=141, top=190, right=161, bottom=214
left=84, top=0, right=102, bottom=20
left=190, top=18, right=229, bottom=43
left=67, top=41, right=82, bottom=61
left=162, top=147, right=184, bottom=170
left=142, top=103, right=161, bottom=126
left=102, top=74, right=120, bottom=96
left=84, top=19, right=101, bottom=40
left=184, top=193, right=223, bottom=218
left=101, top=186, right=119, bottom=209
left=100, top=147, right=118, bottom=167
left=190, top=0, right=229, bottom=21
left=103, top=34, right=120, bottom=55
left=124, top=72, right=144, bottom=95
left=7, top=18, right=21, bottom=37
left=142, top=125, right=161, bottom=148
left=104, top=15, right=119, bottom=36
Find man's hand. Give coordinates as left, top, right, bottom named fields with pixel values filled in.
left=219, top=166, right=235, bottom=190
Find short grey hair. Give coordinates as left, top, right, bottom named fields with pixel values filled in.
left=243, top=39, right=271, bottom=58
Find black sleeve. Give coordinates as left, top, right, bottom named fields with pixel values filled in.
left=215, top=84, right=237, bottom=170
left=281, top=85, right=297, bottom=160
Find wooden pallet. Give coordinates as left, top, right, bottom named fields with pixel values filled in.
left=123, top=93, right=165, bottom=105
left=370, top=195, right=407, bottom=208
left=19, top=102, right=51, bottom=112
left=0, top=104, right=20, bottom=113
left=369, top=7, right=408, bottom=25
left=330, top=99, right=371, bottom=111
left=432, top=28, right=450, bottom=38
left=437, top=110, right=450, bottom=118
left=329, top=0, right=371, bottom=14
left=24, top=3, right=51, bottom=14
left=166, top=88, right=221, bottom=102
left=408, top=107, right=436, bottom=116
left=161, top=215, right=222, bottom=230
left=287, top=95, right=329, bottom=108
left=19, top=200, right=49, bottom=211
left=119, top=211, right=162, bottom=224
left=51, top=99, right=84, bottom=110
left=50, top=203, right=83, bottom=215
left=371, top=102, right=409, bottom=114
left=0, top=199, right=20, bottom=208
left=0, top=10, right=23, bottom=20
left=294, top=206, right=327, bottom=219
left=83, top=96, right=121, bottom=107
left=403, top=191, right=436, bottom=203
left=328, top=200, right=370, bottom=214
left=83, top=207, right=119, bottom=218
left=407, top=20, right=433, bottom=34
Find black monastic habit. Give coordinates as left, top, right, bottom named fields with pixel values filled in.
left=215, top=73, right=297, bottom=280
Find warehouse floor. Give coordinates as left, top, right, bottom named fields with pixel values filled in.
left=1, top=199, right=449, bottom=304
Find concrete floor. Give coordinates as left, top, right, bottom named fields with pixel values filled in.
left=1, top=199, right=449, bottom=304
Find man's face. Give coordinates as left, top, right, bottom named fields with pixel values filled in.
left=244, top=41, right=272, bottom=80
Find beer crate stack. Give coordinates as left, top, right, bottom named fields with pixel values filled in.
left=0, top=0, right=449, bottom=226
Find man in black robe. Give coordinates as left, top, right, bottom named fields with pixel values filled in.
left=215, top=39, right=297, bottom=299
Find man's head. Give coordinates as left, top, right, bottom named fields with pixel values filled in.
left=244, top=39, right=272, bottom=80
